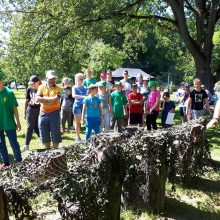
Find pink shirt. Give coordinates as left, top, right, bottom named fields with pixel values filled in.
left=147, top=91, right=161, bottom=112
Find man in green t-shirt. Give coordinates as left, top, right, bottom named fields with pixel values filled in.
left=111, top=81, right=128, bottom=132
left=0, top=71, right=22, bottom=169
left=83, top=70, right=97, bottom=88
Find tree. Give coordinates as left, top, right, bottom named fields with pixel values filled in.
left=1, top=0, right=220, bottom=89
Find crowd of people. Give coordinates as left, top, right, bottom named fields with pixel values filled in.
left=0, top=69, right=219, bottom=170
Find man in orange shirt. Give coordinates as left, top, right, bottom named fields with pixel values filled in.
left=36, top=70, right=62, bottom=148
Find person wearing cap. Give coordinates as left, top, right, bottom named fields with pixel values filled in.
left=99, top=71, right=113, bottom=93
left=22, top=75, right=41, bottom=152
left=83, top=70, right=97, bottom=89
left=111, top=81, right=128, bottom=132
left=97, top=81, right=113, bottom=131
left=60, top=86, right=75, bottom=134
left=36, top=70, right=62, bottom=148
left=187, top=78, right=211, bottom=119
left=72, top=73, right=87, bottom=142
left=145, top=80, right=161, bottom=130
left=0, top=71, right=22, bottom=169
left=161, top=92, right=175, bottom=128
left=207, top=99, right=220, bottom=128
left=128, top=84, right=143, bottom=126
left=82, top=84, right=102, bottom=142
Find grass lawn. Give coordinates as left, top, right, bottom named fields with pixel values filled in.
left=2, top=89, right=220, bottom=220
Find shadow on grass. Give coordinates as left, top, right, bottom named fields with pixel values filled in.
left=185, top=176, right=220, bottom=193
left=164, top=197, right=220, bottom=220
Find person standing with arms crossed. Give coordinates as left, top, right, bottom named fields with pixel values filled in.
left=36, top=70, right=62, bottom=149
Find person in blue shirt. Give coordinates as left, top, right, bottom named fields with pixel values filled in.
left=161, top=92, right=175, bottom=128
left=82, top=84, right=103, bottom=142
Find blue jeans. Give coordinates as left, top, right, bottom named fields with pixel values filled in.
left=0, top=130, right=22, bottom=165
left=38, top=111, right=62, bottom=143
left=86, top=117, right=100, bottom=141
left=103, top=108, right=111, bottom=131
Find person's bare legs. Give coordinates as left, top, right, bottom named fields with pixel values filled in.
left=74, top=114, right=81, bottom=139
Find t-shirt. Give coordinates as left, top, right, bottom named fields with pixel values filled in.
left=128, top=92, right=143, bottom=113
left=111, top=91, right=127, bottom=118
left=140, top=86, right=150, bottom=102
left=120, top=79, right=131, bottom=98
left=61, top=94, right=74, bottom=111
left=97, top=92, right=110, bottom=109
left=147, top=91, right=161, bottom=112
left=83, top=78, right=97, bottom=88
left=0, top=87, right=18, bottom=130
left=190, top=89, right=208, bottom=110
left=161, top=101, right=175, bottom=120
left=37, top=84, right=62, bottom=113
left=73, top=86, right=87, bottom=107
left=83, top=96, right=101, bottom=118
left=25, top=87, right=40, bottom=109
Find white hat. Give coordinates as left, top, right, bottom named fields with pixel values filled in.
left=46, top=70, right=57, bottom=79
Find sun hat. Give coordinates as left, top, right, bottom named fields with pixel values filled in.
left=29, top=75, right=40, bottom=83
left=98, top=81, right=107, bottom=87
left=46, top=70, right=57, bottom=79
left=148, top=80, right=156, bottom=88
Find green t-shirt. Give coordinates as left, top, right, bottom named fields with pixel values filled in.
left=83, top=78, right=97, bottom=88
left=0, top=87, right=18, bottom=130
left=111, top=91, right=127, bottom=118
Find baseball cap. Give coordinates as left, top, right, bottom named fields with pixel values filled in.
left=115, top=81, right=122, bottom=86
left=29, top=75, right=40, bottom=83
left=143, top=76, right=150, bottom=81
left=68, top=78, right=73, bottom=83
left=88, top=84, right=98, bottom=89
left=0, top=71, right=5, bottom=79
left=100, top=71, right=107, bottom=78
left=98, top=81, right=107, bottom=87
left=46, top=70, right=57, bottom=79
left=148, top=80, right=156, bottom=88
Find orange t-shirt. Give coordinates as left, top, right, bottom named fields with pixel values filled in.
left=37, top=84, right=62, bottom=113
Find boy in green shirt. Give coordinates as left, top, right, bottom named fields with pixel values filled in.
left=111, top=82, right=128, bottom=132
left=0, top=71, right=22, bottom=169
left=83, top=70, right=97, bottom=89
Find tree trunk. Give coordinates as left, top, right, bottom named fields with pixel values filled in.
left=194, top=56, right=214, bottom=92
left=0, top=187, right=9, bottom=220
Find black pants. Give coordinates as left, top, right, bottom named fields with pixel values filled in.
left=25, top=107, right=40, bottom=145
left=146, top=110, right=159, bottom=131
left=61, top=110, right=72, bottom=130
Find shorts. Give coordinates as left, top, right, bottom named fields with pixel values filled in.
left=129, top=113, right=143, bottom=125
left=73, top=105, right=83, bottom=115
left=38, top=111, right=61, bottom=143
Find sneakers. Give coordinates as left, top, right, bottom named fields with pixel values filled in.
left=21, top=145, right=29, bottom=152
left=75, top=138, right=82, bottom=143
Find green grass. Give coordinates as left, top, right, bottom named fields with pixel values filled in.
left=3, top=89, right=220, bottom=219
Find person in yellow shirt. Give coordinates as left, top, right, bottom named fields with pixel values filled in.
left=36, top=70, right=62, bottom=148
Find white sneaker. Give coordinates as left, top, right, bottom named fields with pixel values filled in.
left=21, top=145, right=29, bottom=152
